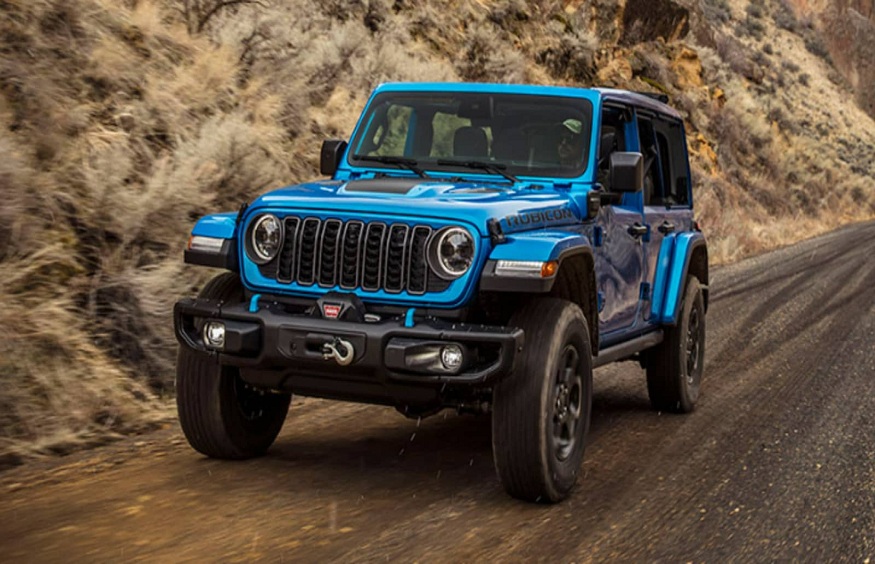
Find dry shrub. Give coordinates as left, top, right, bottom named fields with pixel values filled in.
left=0, top=135, right=35, bottom=260
left=456, top=23, right=527, bottom=83
left=535, top=19, right=598, bottom=82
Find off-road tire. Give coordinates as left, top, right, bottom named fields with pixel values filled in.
left=492, top=298, right=593, bottom=503
left=176, top=272, right=291, bottom=459
left=646, top=276, right=706, bottom=413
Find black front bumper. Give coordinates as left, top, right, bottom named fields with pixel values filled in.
left=174, top=297, right=523, bottom=393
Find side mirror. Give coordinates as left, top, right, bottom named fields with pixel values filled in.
left=320, top=139, right=348, bottom=176
left=609, top=152, right=644, bottom=193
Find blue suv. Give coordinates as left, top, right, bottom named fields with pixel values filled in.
left=174, top=82, right=709, bottom=503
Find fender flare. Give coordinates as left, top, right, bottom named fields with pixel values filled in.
left=185, top=213, right=239, bottom=271
left=652, top=232, right=707, bottom=325
left=479, top=231, right=594, bottom=293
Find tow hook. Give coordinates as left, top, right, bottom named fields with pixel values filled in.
left=322, top=338, right=355, bottom=366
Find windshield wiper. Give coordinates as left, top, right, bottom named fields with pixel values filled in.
left=352, top=154, right=429, bottom=178
left=436, top=159, right=519, bottom=183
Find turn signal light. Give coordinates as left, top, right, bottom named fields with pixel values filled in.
left=540, top=261, right=558, bottom=278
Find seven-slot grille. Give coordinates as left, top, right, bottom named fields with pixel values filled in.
left=273, top=217, right=436, bottom=294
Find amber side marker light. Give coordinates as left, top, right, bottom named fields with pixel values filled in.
left=495, top=260, right=559, bottom=278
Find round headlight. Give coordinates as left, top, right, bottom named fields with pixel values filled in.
left=249, top=214, right=283, bottom=264
left=428, top=227, right=475, bottom=280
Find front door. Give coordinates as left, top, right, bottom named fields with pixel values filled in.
left=594, top=104, right=646, bottom=344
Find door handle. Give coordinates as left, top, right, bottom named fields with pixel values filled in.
left=658, top=220, right=676, bottom=234
left=627, top=223, right=649, bottom=238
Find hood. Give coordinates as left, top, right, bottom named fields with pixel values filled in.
left=252, top=177, right=590, bottom=236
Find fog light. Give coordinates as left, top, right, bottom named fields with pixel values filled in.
left=440, top=344, right=464, bottom=371
left=203, top=321, right=226, bottom=349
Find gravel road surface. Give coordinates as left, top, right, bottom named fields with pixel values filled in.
left=2, top=222, right=874, bottom=562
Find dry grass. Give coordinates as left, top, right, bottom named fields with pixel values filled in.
left=0, top=0, right=873, bottom=464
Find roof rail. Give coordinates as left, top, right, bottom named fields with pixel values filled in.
left=635, top=91, right=669, bottom=104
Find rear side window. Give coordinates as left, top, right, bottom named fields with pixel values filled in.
left=638, top=114, right=690, bottom=207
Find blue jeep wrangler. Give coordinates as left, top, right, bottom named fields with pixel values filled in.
left=174, top=83, right=708, bottom=503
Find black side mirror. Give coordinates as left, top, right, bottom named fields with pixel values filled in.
left=609, top=152, right=644, bottom=193
left=320, top=139, right=348, bottom=176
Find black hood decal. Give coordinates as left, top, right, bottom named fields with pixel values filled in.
left=343, top=178, right=422, bottom=194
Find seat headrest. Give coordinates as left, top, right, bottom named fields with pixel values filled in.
left=453, top=126, right=488, bottom=159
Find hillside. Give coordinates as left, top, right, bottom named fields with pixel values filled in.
left=1, top=0, right=873, bottom=465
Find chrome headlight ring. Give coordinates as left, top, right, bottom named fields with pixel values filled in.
left=247, top=214, right=284, bottom=264
left=427, top=226, right=475, bottom=280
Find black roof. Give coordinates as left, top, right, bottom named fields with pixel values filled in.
left=594, top=88, right=682, bottom=120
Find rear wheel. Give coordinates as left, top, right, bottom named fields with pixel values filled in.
left=176, top=273, right=291, bottom=459
left=646, top=276, right=706, bottom=413
left=492, top=298, right=593, bottom=503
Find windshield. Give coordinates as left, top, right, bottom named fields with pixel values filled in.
left=348, top=91, right=593, bottom=180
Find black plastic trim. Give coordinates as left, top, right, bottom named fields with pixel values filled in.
left=479, top=260, right=555, bottom=292
left=593, top=329, right=663, bottom=367
left=183, top=239, right=238, bottom=271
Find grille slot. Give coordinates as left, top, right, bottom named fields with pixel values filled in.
left=362, top=223, right=387, bottom=291
left=318, top=219, right=343, bottom=287
left=269, top=217, right=454, bottom=295
left=277, top=217, right=300, bottom=282
left=339, top=221, right=365, bottom=289
left=407, top=226, right=431, bottom=295
left=296, top=218, right=321, bottom=286
left=384, top=224, right=410, bottom=293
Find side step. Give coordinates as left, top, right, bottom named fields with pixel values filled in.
left=593, top=330, right=664, bottom=368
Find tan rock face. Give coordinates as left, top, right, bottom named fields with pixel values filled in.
left=596, top=56, right=634, bottom=85
left=670, top=46, right=703, bottom=90
left=689, top=132, right=718, bottom=173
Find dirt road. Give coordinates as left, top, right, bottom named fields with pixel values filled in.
left=2, top=222, right=874, bottom=562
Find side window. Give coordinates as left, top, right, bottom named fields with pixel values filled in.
left=654, top=129, right=673, bottom=203
left=666, top=121, right=690, bottom=206
left=650, top=118, right=690, bottom=206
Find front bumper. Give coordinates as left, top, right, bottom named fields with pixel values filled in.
left=173, top=297, right=523, bottom=389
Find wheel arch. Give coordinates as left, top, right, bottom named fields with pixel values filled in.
left=550, top=249, right=599, bottom=356
left=478, top=232, right=599, bottom=352
left=687, top=242, right=709, bottom=312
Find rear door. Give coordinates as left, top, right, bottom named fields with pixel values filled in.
left=639, top=113, right=694, bottom=323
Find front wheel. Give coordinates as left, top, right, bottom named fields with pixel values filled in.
left=492, top=298, right=593, bottom=503
left=646, top=276, right=706, bottom=413
left=176, top=273, right=291, bottom=459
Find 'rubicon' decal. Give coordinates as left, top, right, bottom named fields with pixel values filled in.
left=502, top=207, right=576, bottom=230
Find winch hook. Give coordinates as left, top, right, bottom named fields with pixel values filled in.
left=322, top=337, right=355, bottom=366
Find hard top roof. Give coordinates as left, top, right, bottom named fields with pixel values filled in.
left=593, top=87, right=682, bottom=120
